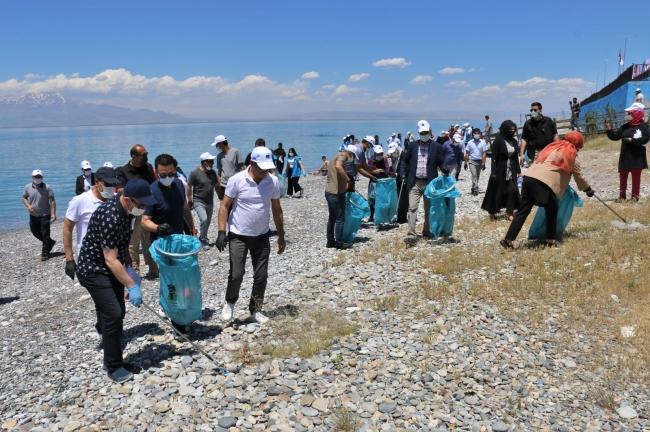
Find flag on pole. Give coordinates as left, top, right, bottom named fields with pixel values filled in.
left=618, top=50, right=624, bottom=66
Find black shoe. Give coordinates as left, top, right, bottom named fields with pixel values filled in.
left=500, top=239, right=513, bottom=249
left=46, top=239, right=56, bottom=254
left=172, top=321, right=191, bottom=334
left=335, top=242, right=352, bottom=250
left=326, top=242, right=336, bottom=248
left=107, top=367, right=134, bottom=383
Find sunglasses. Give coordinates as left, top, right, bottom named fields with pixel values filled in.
left=530, top=108, right=540, bottom=112
left=33, top=175, right=43, bottom=179
left=158, top=172, right=176, bottom=179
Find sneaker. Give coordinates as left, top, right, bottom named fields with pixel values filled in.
left=251, top=311, right=269, bottom=324
left=221, top=302, right=235, bottom=321
left=335, top=242, right=352, bottom=250
left=157, top=307, right=167, bottom=319
left=326, top=242, right=336, bottom=248
left=107, top=367, right=133, bottom=383
left=40, top=253, right=49, bottom=261
left=500, top=239, right=513, bottom=249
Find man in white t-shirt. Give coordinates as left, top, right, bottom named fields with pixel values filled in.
left=63, top=167, right=120, bottom=279
left=215, top=147, right=286, bottom=324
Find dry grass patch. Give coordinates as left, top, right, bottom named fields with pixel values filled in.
left=584, top=133, right=619, bottom=151
left=372, top=294, right=400, bottom=311
left=262, top=309, right=359, bottom=359
left=331, top=406, right=361, bottom=432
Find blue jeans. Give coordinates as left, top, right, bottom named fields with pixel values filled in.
left=325, top=192, right=346, bottom=244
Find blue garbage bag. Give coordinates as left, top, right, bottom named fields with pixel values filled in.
left=342, top=191, right=370, bottom=243
left=149, top=234, right=203, bottom=326
left=424, top=176, right=462, bottom=237
left=373, top=178, right=398, bottom=225
left=528, top=187, right=583, bottom=240
left=278, top=175, right=288, bottom=197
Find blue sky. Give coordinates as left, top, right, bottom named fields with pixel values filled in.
left=2, top=0, right=648, bottom=119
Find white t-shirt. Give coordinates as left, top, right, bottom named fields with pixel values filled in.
left=225, top=170, right=281, bottom=236
left=65, top=190, right=103, bottom=260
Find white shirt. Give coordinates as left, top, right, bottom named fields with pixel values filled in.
left=65, top=189, right=103, bottom=260
left=225, top=170, right=281, bottom=236
left=465, top=139, right=488, bottom=161
left=635, top=92, right=645, bottom=103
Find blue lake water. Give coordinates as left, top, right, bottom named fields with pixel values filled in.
left=0, top=119, right=466, bottom=231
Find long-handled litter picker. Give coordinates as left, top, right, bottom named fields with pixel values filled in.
left=593, top=193, right=628, bottom=224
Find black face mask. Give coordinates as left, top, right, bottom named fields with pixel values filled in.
left=141, top=154, right=148, bottom=164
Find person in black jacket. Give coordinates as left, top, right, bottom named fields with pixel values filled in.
left=606, top=103, right=650, bottom=202
left=519, top=101, right=559, bottom=164
left=76, top=160, right=96, bottom=195
left=481, top=120, right=521, bottom=220
left=399, top=120, right=445, bottom=237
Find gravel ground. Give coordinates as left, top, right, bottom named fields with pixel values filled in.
left=0, top=148, right=648, bottom=431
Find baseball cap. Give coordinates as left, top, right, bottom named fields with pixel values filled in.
left=387, top=142, right=398, bottom=155
left=103, top=162, right=113, bottom=168
left=636, top=88, right=642, bottom=92
left=211, top=134, right=227, bottom=147
left=95, top=167, right=120, bottom=186
left=123, top=179, right=156, bottom=206
left=625, top=102, right=645, bottom=112
left=250, top=147, right=276, bottom=170
left=463, top=122, right=470, bottom=127
left=345, top=144, right=358, bottom=159
left=200, top=152, right=216, bottom=161
left=32, top=169, right=43, bottom=177
left=391, top=132, right=396, bottom=137
left=373, top=145, right=384, bottom=154
left=417, top=120, right=430, bottom=133
left=362, top=135, right=376, bottom=146
left=440, top=130, right=449, bottom=136
left=453, top=133, right=462, bottom=143
left=80, top=160, right=92, bottom=170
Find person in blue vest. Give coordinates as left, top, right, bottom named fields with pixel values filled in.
left=284, top=147, right=306, bottom=198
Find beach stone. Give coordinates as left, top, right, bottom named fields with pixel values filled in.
left=181, top=356, right=193, bottom=367
left=312, top=397, right=329, bottom=412
left=155, top=401, right=171, bottom=413
left=218, top=416, right=238, bottom=428
left=616, top=405, right=637, bottom=419
left=379, top=402, right=397, bottom=414
left=491, top=420, right=509, bottom=431
left=301, top=407, right=319, bottom=417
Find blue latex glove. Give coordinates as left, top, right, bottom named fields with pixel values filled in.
left=128, top=283, right=142, bottom=307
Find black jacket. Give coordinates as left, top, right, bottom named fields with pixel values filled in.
left=116, top=162, right=156, bottom=185
left=75, top=173, right=95, bottom=195
left=522, top=115, right=557, bottom=150
left=607, top=122, right=649, bottom=171
left=399, top=139, right=445, bottom=190
left=481, top=133, right=521, bottom=214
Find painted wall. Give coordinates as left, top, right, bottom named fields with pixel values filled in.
left=581, top=79, right=650, bottom=116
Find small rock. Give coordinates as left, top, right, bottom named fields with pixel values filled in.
left=301, top=407, right=319, bottom=417
left=491, top=420, right=509, bottom=431
left=155, top=401, right=171, bottom=413
left=620, top=326, right=635, bottom=338
left=312, top=397, right=329, bottom=412
left=378, top=401, right=397, bottom=414
left=11, top=350, right=24, bottom=357
left=562, top=358, right=577, bottom=368
left=218, top=416, right=238, bottom=428
left=181, top=356, right=193, bottom=367
left=616, top=405, right=638, bottom=419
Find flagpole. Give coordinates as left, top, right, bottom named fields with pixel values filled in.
left=623, top=37, right=627, bottom=70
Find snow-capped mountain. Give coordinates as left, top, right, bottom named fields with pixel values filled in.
left=0, top=93, right=188, bottom=128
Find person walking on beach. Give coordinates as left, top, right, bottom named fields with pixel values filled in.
left=484, top=115, right=493, bottom=146
left=501, top=131, right=594, bottom=248
left=76, top=179, right=156, bottom=383
left=116, top=144, right=157, bottom=278
left=400, top=120, right=445, bottom=238
left=441, top=132, right=463, bottom=179
left=22, top=169, right=57, bottom=260
left=63, top=167, right=120, bottom=279
left=212, top=135, right=244, bottom=200
left=465, top=128, right=488, bottom=195
left=520, top=102, right=558, bottom=164
left=273, top=143, right=286, bottom=173
left=188, top=152, right=218, bottom=247
left=76, top=160, right=96, bottom=195
left=325, top=148, right=355, bottom=249
left=482, top=120, right=521, bottom=220
left=452, top=133, right=464, bottom=181
left=216, top=147, right=286, bottom=324
left=245, top=138, right=267, bottom=167
left=284, top=147, right=306, bottom=198
left=605, top=102, right=649, bottom=202
left=569, top=97, right=581, bottom=131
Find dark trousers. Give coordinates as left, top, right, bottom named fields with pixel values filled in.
left=396, top=177, right=409, bottom=223
left=526, top=146, right=537, bottom=162
left=225, top=232, right=271, bottom=313
left=503, top=179, right=519, bottom=215
left=619, top=169, right=642, bottom=199
left=29, top=215, right=53, bottom=255
left=325, top=192, right=346, bottom=244
left=505, top=177, right=558, bottom=241
left=78, top=272, right=126, bottom=371
left=287, top=177, right=302, bottom=196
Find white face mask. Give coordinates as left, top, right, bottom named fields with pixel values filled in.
left=33, top=178, right=43, bottom=185
left=99, top=186, right=115, bottom=199
left=419, top=133, right=431, bottom=142
left=159, top=177, right=174, bottom=187
left=205, top=165, right=213, bottom=171
left=129, top=206, right=145, bottom=216
left=473, top=134, right=481, bottom=140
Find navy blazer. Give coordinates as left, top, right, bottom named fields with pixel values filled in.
left=399, top=139, right=445, bottom=190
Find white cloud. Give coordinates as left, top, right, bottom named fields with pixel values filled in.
left=301, top=71, right=320, bottom=80
left=445, top=80, right=470, bottom=88
left=468, top=85, right=503, bottom=97
left=372, top=57, right=411, bottom=69
left=348, top=73, right=370, bottom=82
left=334, top=84, right=357, bottom=95
left=439, top=67, right=466, bottom=75
left=410, top=75, right=433, bottom=85
left=321, top=84, right=336, bottom=89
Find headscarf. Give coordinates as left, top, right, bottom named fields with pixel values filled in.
left=535, top=131, right=584, bottom=174
left=630, top=110, right=645, bottom=126
left=498, top=120, right=517, bottom=139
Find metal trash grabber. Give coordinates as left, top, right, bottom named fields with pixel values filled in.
left=593, top=193, right=628, bottom=224
left=391, top=177, right=405, bottom=223
left=140, top=302, right=228, bottom=373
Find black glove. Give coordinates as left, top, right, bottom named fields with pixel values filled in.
left=584, top=187, right=594, bottom=197
left=157, top=223, right=173, bottom=236
left=215, top=230, right=228, bottom=252
left=65, top=260, right=76, bottom=280
left=481, top=164, right=486, bottom=171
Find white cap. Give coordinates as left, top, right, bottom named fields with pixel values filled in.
left=440, top=130, right=449, bottom=136
left=373, top=145, right=384, bottom=154
left=80, top=160, right=92, bottom=170
left=211, top=134, right=227, bottom=147
left=454, top=124, right=460, bottom=128
left=625, top=102, right=645, bottom=112
left=462, top=122, right=470, bottom=127
left=387, top=142, right=399, bottom=155
left=453, top=133, right=462, bottom=143
left=200, top=152, right=216, bottom=161
left=417, top=120, right=430, bottom=133
left=345, top=144, right=358, bottom=158
left=103, top=161, right=113, bottom=168
left=362, top=135, right=376, bottom=146
left=636, top=88, right=642, bottom=92
left=250, top=147, right=275, bottom=170
left=32, top=169, right=43, bottom=177
left=391, top=132, right=396, bottom=137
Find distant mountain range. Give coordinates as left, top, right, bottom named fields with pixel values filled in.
left=0, top=93, right=189, bottom=128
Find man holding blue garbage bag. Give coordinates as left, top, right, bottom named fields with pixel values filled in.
left=76, top=179, right=155, bottom=383
left=400, top=120, right=446, bottom=238
left=216, top=147, right=286, bottom=324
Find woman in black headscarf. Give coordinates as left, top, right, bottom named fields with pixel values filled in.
left=481, top=120, right=521, bottom=220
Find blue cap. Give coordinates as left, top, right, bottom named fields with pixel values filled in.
left=123, top=179, right=156, bottom=206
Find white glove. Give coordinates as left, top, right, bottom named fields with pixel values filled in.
left=633, top=129, right=642, bottom=139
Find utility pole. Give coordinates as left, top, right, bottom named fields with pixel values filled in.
left=623, top=37, right=628, bottom=70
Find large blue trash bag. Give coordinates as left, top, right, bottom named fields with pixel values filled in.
left=278, top=174, right=288, bottom=197
left=528, top=187, right=583, bottom=240
left=374, top=178, right=398, bottom=225
left=424, top=176, right=462, bottom=237
left=149, top=234, right=203, bottom=325
left=342, top=191, right=370, bottom=243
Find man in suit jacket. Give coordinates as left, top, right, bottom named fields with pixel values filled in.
left=76, top=160, right=96, bottom=195
left=399, top=120, right=446, bottom=238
